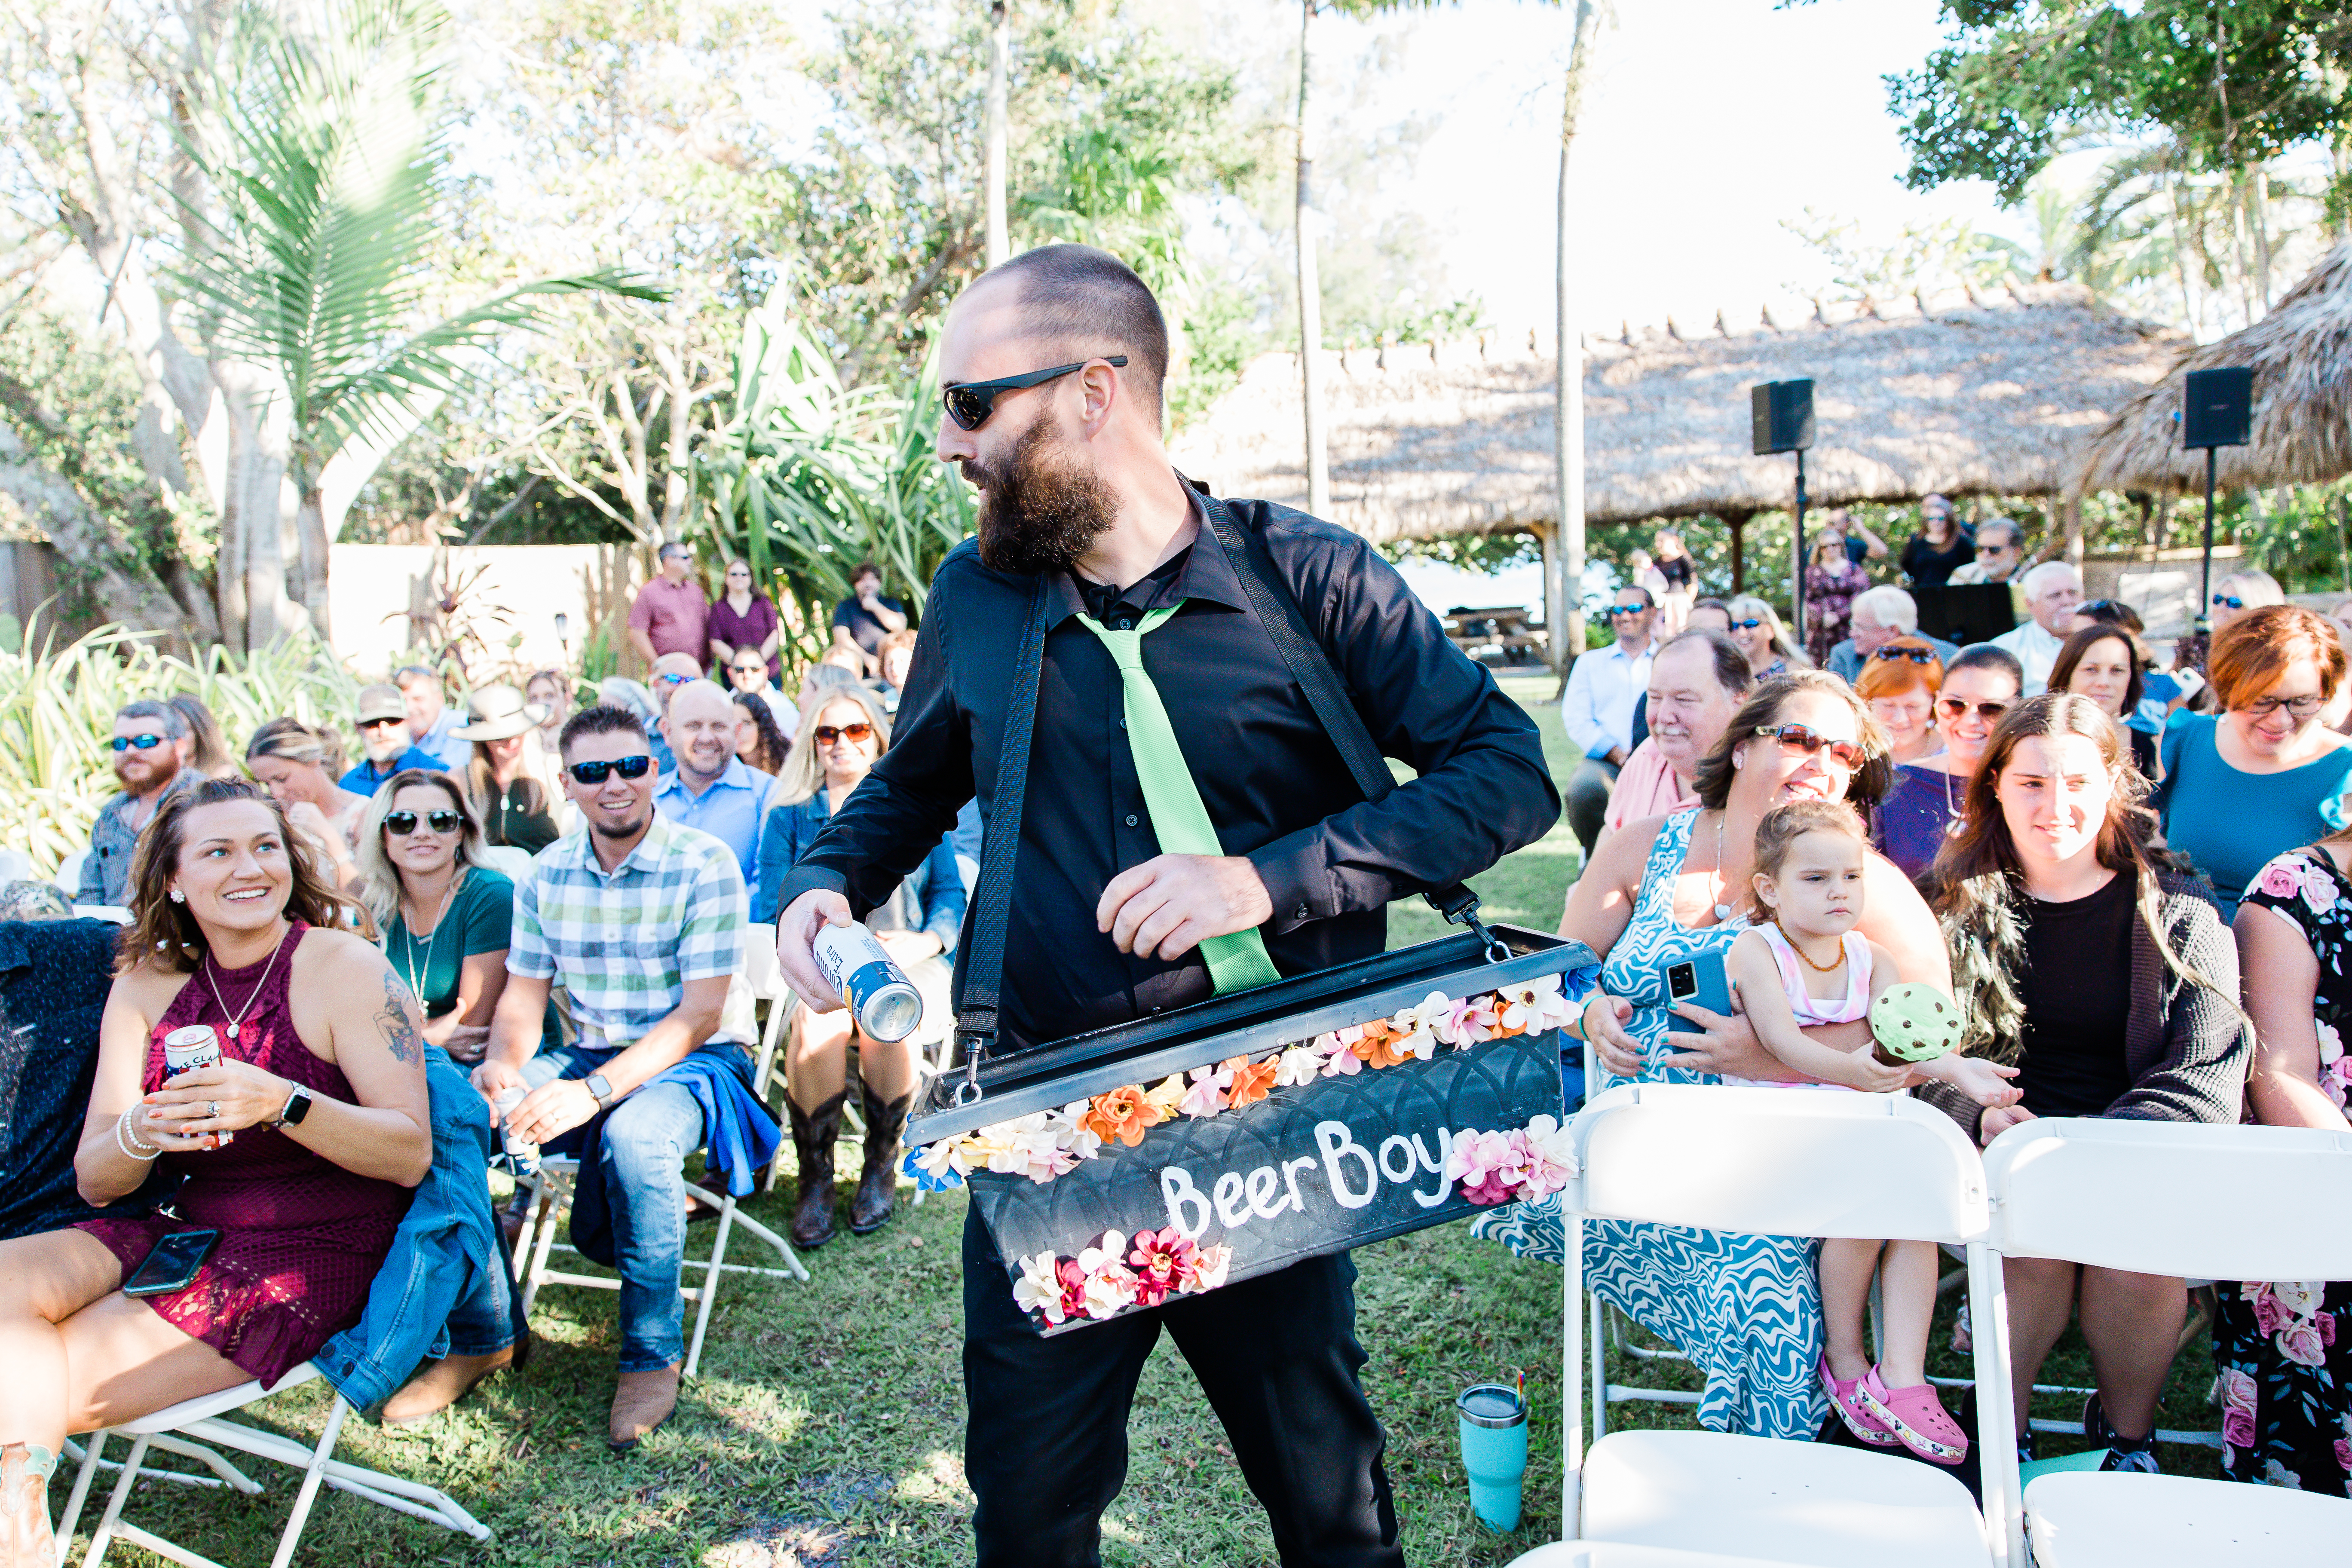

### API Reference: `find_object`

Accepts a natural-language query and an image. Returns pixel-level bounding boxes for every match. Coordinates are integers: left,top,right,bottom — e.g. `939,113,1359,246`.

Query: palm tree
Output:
171,0,656,645
1550,0,1603,667
986,2,1012,267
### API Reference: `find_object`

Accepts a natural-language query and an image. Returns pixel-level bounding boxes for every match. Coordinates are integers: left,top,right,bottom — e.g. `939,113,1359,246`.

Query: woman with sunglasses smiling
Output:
1868,645,2023,885
1481,671,1951,1441
2156,606,2352,919
753,682,961,1245
1724,594,1809,680
353,772,540,1068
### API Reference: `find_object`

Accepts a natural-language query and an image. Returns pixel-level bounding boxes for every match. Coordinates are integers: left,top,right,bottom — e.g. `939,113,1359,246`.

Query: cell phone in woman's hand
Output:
1659,952,1733,1020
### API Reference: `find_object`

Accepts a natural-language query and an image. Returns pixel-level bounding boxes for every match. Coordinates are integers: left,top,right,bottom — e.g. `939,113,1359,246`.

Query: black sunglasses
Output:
384,809,462,836
1976,542,2014,555
110,734,168,752
357,715,406,730
942,356,1127,431
1871,645,1936,664
567,754,654,784
1753,722,1865,770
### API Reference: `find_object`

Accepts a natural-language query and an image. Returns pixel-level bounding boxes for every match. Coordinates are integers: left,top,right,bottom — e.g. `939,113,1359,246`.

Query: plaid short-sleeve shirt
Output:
508,815,747,1049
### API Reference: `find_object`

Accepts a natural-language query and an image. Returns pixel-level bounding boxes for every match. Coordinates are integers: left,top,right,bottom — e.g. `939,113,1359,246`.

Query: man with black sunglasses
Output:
78,700,196,906
1560,585,1658,863
771,244,1557,1568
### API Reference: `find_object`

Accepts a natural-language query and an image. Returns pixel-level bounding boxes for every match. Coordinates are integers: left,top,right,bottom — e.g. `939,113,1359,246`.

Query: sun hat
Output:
355,683,407,726
451,683,550,742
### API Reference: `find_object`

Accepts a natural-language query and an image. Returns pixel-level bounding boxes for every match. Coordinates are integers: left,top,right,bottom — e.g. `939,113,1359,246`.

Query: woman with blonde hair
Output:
0,779,430,1561
1726,595,1809,681
244,718,368,889
1804,529,1871,668
751,681,963,1247
352,770,523,1066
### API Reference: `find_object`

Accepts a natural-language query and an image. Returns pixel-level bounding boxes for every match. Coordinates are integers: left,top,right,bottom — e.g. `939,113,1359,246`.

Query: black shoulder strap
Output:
1196,496,1484,927
954,576,1048,1071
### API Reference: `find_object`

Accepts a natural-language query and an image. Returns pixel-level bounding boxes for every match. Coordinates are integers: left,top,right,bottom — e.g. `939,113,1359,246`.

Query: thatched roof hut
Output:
2079,242,2352,493
1171,283,2185,543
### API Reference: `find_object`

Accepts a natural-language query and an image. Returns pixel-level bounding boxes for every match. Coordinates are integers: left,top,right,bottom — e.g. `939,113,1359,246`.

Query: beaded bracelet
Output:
116,1106,163,1162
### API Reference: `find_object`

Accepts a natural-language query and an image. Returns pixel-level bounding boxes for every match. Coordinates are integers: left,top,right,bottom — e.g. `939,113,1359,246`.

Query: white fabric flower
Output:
1012,1250,1067,1325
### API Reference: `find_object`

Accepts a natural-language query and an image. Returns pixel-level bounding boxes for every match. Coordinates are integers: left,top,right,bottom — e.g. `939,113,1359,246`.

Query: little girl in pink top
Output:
1724,799,2019,1465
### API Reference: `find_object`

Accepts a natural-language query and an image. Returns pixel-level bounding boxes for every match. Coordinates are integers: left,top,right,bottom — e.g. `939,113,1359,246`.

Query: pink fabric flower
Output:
1128,1226,1187,1307
2257,859,2303,900
1446,1128,1529,1207
1436,995,1498,1049
1185,1243,1232,1292
2221,1367,2258,1452
2334,1436,2352,1476
2302,858,2340,914
1179,1063,1232,1118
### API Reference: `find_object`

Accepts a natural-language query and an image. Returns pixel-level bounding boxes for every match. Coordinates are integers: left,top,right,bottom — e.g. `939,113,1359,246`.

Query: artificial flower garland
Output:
1014,1227,1237,1326
908,973,1584,1191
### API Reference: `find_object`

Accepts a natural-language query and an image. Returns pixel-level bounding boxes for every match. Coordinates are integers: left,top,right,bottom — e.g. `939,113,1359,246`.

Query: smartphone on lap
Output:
122,1230,221,1297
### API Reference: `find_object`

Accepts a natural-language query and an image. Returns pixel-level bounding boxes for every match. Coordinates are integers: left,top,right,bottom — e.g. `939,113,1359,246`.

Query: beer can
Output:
493,1086,540,1176
813,922,923,1043
162,1025,223,1079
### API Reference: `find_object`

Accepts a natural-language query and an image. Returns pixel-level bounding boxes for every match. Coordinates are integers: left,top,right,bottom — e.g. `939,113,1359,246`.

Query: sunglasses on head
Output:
2211,593,2246,610
1936,696,2013,722
110,734,167,751
941,356,1128,431
1730,617,1764,631
384,809,462,836
566,754,654,785
1753,722,1865,770
812,723,876,746
1871,644,1936,664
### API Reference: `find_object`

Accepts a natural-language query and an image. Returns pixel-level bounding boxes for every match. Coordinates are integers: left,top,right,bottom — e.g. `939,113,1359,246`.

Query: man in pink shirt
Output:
628,542,710,665
1596,629,1752,854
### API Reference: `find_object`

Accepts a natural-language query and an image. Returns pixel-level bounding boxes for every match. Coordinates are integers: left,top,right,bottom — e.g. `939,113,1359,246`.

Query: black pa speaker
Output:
2183,366,2254,450
1751,379,1815,454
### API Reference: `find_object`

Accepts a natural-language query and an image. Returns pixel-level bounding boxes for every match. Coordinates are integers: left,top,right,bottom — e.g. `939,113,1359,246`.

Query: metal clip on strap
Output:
1444,895,1510,964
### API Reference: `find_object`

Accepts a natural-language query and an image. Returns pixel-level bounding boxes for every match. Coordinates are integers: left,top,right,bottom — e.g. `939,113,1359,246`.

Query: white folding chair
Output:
54,1363,489,1568
1516,1083,2020,1568
479,844,536,886
52,850,86,899
1980,1117,2352,1566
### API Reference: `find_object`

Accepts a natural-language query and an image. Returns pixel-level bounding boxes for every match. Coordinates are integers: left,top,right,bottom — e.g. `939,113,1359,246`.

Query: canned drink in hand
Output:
162,1026,223,1078
493,1086,539,1175
813,922,924,1043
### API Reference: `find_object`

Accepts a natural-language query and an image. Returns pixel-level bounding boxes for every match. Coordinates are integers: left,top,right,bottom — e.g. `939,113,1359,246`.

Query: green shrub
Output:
0,618,359,876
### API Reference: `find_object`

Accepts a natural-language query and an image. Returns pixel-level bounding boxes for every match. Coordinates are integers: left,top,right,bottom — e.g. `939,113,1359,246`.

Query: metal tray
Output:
908,922,1594,1146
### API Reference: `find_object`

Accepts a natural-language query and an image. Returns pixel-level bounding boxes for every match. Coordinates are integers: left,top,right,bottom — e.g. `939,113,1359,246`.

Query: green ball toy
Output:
1870,982,1963,1066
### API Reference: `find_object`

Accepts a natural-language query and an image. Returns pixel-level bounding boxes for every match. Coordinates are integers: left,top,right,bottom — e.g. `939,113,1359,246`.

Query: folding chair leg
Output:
267,1397,350,1568
685,1200,739,1378
78,1433,150,1568
53,1434,104,1568
1589,1292,1609,1442
520,1170,570,1316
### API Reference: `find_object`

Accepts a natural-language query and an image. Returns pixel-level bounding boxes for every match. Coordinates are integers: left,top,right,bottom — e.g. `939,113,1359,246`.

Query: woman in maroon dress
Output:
0,778,430,1567
706,557,782,685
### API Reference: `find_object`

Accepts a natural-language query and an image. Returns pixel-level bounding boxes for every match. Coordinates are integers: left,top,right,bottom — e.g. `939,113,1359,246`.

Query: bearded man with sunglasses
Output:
772,244,1557,1568
471,702,765,1449
78,700,197,906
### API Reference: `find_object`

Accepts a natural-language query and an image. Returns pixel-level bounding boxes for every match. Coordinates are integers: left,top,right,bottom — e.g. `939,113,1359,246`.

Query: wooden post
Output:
2061,485,2084,567
1727,511,1750,597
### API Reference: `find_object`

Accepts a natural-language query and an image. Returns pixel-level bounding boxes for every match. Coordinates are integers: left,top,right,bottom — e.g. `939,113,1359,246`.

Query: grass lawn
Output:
75,674,2221,1566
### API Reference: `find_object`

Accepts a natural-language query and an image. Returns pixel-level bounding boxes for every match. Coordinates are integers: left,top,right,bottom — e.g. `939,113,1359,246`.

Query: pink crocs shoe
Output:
1819,1356,1898,1446
1858,1369,1969,1465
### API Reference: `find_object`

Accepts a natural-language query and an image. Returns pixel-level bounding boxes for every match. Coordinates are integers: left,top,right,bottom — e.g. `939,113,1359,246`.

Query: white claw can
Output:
813,922,924,1043
493,1086,540,1175
162,1025,223,1079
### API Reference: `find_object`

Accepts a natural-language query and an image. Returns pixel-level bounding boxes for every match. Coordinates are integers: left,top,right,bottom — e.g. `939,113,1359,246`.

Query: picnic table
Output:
1443,605,1547,665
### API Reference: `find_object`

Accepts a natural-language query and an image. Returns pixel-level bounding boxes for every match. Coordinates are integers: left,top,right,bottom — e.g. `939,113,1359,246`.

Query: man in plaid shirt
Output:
462,704,754,1449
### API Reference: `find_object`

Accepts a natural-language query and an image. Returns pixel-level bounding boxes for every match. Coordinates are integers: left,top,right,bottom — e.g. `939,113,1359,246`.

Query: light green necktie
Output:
1077,602,1282,995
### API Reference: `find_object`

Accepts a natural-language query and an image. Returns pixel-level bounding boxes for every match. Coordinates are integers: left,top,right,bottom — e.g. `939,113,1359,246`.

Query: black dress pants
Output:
962,1206,1403,1568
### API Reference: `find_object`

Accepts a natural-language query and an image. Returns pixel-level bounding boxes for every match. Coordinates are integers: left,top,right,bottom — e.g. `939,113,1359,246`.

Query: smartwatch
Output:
272,1083,314,1128
584,1073,616,1112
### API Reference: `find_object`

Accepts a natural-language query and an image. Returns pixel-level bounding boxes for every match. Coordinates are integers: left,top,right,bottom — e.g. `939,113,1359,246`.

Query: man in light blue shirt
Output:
1559,586,1658,863
649,680,774,880
396,665,473,770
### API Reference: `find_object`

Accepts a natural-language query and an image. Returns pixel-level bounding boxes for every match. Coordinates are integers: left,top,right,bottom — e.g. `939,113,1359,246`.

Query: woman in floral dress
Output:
2220,836,2352,1494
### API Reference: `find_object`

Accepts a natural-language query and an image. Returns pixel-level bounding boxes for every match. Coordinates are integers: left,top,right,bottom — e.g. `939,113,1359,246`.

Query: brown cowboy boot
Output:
849,1081,912,1235
0,1442,56,1568
786,1090,845,1250
382,1336,523,1427
608,1363,680,1452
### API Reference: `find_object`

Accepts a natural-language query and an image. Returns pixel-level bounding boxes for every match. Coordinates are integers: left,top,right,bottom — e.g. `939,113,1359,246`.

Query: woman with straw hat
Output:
453,685,563,855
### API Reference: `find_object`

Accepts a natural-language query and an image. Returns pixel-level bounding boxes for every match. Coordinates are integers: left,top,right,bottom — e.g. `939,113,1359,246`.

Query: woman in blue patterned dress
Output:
1477,672,1953,1437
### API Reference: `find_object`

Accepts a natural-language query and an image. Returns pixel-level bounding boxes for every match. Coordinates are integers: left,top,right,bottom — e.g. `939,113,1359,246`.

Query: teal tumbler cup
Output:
1456,1382,1528,1531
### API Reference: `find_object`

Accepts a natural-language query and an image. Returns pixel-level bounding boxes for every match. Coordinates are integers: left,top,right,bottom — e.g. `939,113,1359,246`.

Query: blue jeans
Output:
492,1042,718,1374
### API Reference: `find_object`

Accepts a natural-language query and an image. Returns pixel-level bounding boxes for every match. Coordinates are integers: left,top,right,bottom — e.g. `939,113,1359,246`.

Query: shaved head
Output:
974,244,1169,423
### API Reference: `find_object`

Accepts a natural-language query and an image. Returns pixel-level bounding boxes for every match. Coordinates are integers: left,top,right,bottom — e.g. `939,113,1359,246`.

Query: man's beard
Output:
364,736,403,764
590,810,649,841
966,418,1118,576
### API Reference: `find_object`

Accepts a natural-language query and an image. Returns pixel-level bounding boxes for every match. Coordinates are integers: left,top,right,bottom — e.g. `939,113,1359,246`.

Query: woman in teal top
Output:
354,769,541,1062
2156,606,2352,918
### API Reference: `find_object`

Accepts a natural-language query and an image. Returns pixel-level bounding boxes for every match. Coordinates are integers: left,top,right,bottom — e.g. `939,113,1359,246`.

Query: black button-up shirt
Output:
777,485,1559,1051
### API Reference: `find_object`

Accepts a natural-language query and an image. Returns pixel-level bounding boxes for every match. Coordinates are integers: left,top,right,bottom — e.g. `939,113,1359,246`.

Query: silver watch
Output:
583,1072,616,1112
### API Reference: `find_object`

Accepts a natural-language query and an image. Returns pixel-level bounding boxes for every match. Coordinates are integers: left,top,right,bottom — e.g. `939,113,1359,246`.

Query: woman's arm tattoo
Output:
376,971,426,1066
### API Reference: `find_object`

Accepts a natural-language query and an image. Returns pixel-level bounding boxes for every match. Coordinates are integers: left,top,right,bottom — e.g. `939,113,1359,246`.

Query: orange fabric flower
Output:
1083,1085,1164,1147
1223,1054,1279,1111
1353,1031,1415,1070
